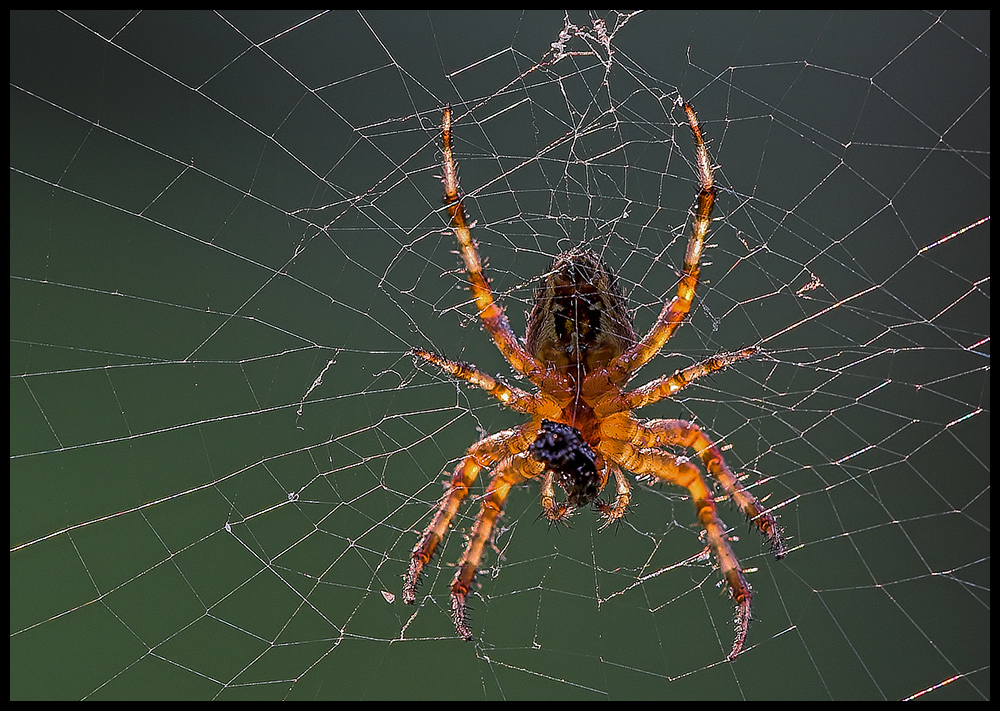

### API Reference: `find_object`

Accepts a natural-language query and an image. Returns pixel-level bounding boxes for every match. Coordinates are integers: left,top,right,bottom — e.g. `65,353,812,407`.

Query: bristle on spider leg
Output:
537,504,573,527
722,490,788,561
403,553,431,605
728,593,753,661
758,518,787,560
402,564,420,605
451,590,474,641
596,505,629,532
746,508,788,560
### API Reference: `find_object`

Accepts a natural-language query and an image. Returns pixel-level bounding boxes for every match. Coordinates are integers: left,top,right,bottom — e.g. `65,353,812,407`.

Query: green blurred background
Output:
11,10,989,700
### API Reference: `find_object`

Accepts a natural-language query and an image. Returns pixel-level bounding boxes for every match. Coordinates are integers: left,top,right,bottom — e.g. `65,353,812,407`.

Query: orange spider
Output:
404,103,786,660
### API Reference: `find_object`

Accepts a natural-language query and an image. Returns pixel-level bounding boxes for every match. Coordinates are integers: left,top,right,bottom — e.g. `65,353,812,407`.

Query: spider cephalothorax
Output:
403,103,786,660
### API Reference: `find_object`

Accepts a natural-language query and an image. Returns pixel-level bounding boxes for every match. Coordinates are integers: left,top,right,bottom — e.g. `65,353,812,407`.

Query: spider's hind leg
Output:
607,100,718,383
626,347,759,410
439,106,545,383
410,348,540,412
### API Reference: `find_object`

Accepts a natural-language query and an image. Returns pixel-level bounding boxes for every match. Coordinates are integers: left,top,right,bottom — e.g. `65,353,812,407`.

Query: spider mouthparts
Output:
564,479,601,508
529,420,601,507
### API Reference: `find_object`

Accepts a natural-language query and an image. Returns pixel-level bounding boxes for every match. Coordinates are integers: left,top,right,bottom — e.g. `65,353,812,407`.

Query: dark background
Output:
11,10,989,700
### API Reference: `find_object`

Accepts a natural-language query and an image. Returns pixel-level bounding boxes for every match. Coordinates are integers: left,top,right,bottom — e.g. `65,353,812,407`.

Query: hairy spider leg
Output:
410,347,541,413
598,439,755,660
626,348,758,410
450,453,544,639
403,424,538,605
609,102,717,382
628,418,787,558
595,465,632,526
441,106,545,383
538,470,573,522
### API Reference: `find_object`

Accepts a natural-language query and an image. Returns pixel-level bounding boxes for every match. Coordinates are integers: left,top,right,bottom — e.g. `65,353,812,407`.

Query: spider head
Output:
529,419,602,507
525,247,636,374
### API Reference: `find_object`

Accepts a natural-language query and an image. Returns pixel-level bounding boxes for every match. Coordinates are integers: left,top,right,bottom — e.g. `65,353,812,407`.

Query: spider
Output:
404,102,786,660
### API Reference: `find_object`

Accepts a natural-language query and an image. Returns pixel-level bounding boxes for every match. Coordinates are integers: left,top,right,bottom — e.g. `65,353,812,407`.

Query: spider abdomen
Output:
525,247,636,375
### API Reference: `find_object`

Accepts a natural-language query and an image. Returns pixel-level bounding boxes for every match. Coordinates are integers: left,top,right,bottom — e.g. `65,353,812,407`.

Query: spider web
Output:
10,10,989,700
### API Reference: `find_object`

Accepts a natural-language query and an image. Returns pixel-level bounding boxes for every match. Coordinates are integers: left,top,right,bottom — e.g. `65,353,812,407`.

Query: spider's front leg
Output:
630,418,786,557
450,453,544,639
404,425,536,605
600,434,771,660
